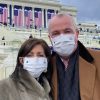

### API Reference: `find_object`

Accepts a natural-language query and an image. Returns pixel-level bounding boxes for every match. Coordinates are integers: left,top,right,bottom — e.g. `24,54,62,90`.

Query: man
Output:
48,14,100,100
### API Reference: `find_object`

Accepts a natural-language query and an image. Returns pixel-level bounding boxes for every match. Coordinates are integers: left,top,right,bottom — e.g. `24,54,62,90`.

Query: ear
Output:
19,57,24,65
75,29,79,38
48,34,50,39
48,34,52,44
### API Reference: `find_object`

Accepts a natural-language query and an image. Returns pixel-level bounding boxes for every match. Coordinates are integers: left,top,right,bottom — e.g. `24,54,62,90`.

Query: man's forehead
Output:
48,15,75,31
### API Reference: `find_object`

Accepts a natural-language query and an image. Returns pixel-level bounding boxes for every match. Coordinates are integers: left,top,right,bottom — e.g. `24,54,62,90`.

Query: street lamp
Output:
39,29,42,37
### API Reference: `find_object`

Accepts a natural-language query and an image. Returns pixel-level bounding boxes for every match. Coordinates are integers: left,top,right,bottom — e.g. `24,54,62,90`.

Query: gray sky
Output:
60,0,100,24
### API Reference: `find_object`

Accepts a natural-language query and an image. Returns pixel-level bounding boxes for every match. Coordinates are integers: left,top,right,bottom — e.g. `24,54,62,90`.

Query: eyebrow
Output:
63,28,73,31
51,28,73,33
27,52,33,55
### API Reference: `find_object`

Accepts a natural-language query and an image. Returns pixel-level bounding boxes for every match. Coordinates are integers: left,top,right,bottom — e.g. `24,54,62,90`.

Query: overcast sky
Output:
60,0,100,24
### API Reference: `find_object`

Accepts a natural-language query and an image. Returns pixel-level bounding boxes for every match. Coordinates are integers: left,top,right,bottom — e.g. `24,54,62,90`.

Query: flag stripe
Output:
24,10,33,28
14,8,18,26
0,7,3,23
29,10,33,27
18,9,22,26
3,7,8,23
34,11,38,27
34,10,43,28
38,11,42,28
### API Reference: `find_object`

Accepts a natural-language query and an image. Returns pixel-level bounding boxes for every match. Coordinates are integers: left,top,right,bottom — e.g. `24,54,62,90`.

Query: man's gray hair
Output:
48,13,78,30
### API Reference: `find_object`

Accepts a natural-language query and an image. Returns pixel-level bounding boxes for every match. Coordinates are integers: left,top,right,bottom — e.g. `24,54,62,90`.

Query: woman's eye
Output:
26,55,33,57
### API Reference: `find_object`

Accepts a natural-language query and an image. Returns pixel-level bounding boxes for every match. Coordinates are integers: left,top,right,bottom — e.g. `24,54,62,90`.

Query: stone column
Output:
7,4,10,25
22,6,24,27
12,5,14,25
45,9,48,28
41,8,44,28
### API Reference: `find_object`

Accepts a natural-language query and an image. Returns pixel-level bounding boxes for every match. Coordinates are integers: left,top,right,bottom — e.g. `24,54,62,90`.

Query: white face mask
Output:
51,34,77,57
23,57,48,78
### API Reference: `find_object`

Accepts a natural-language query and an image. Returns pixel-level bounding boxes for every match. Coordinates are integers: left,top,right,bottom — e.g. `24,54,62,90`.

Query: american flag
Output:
47,12,55,26
47,12,51,20
34,10,42,28
24,9,28,27
24,10,33,28
18,9,23,27
28,10,33,28
51,12,55,18
3,7,8,24
34,11,39,28
46,11,55,28
47,12,55,21
0,7,3,23
38,11,42,28
14,8,23,27
0,7,8,24
14,8,18,26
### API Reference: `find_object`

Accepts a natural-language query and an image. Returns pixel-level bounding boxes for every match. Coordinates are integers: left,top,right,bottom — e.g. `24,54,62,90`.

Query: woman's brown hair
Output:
11,38,51,79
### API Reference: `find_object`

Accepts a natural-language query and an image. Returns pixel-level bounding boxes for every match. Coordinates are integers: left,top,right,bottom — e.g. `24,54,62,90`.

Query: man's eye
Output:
52,32,60,36
54,32,58,35
51,34,59,38
64,30,71,33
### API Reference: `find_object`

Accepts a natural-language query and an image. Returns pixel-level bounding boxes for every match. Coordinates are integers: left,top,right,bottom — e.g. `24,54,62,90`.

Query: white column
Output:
54,10,56,15
12,5,14,25
7,4,10,25
42,8,44,28
55,10,57,14
32,7,34,28
73,16,77,25
56,10,59,14
22,6,24,27
45,9,48,28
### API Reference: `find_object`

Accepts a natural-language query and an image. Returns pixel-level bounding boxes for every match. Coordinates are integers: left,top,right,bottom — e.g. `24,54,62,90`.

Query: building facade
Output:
0,0,77,29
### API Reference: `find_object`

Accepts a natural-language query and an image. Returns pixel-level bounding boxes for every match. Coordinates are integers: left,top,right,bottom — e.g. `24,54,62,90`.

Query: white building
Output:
78,22,100,49
78,22,97,33
0,0,77,28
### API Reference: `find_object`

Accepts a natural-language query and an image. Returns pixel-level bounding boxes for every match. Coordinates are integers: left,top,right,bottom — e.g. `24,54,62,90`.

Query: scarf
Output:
56,48,81,100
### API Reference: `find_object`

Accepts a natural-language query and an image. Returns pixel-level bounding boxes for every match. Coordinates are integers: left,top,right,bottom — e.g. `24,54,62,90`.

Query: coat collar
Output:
79,56,96,100
78,41,94,63
18,70,50,96
78,41,96,99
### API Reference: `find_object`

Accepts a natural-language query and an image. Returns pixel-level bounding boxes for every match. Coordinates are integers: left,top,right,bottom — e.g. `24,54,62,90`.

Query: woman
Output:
0,38,52,100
